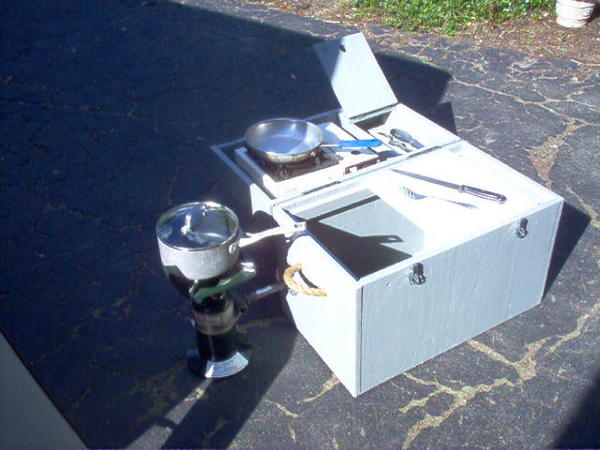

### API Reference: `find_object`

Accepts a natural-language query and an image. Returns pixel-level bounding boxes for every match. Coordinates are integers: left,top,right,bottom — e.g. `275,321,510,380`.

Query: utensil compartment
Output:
341,103,460,155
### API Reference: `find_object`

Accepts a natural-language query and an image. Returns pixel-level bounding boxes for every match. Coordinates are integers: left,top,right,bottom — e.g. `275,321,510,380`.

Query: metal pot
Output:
156,201,305,281
245,118,381,165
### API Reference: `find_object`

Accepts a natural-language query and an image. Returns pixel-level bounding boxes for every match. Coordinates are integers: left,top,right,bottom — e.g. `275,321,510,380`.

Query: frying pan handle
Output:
239,222,306,248
337,139,382,148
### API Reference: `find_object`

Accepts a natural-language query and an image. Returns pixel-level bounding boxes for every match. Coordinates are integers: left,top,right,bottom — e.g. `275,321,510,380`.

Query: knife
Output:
391,169,507,203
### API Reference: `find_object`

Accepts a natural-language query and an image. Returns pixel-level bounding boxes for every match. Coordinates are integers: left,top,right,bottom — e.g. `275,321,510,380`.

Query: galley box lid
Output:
314,33,398,121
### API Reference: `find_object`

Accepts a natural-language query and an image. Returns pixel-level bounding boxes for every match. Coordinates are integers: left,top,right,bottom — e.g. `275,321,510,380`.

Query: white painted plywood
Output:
285,235,362,395
314,33,398,120
358,200,562,394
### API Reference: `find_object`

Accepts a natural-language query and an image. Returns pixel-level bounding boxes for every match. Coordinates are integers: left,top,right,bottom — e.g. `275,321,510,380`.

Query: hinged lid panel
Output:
314,33,397,120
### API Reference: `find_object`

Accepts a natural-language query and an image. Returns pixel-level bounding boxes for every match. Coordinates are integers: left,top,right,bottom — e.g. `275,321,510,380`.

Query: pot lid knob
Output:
156,201,239,251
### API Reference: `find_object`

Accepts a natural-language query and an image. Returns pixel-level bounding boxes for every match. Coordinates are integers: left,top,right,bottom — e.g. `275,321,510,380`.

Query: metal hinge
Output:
409,263,426,285
349,104,398,123
517,218,529,239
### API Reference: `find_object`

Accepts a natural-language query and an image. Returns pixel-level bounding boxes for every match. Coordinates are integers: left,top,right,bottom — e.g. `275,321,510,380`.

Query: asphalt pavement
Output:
1,0,599,447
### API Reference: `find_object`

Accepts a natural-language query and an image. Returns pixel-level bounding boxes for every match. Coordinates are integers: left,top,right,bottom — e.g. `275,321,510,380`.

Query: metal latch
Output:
409,263,426,285
517,218,529,239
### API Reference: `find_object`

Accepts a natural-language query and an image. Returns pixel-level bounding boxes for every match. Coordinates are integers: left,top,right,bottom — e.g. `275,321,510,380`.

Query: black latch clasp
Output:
409,263,426,285
517,218,529,239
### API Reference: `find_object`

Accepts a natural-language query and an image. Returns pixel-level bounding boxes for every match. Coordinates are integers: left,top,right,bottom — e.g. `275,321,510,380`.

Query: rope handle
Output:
283,264,327,297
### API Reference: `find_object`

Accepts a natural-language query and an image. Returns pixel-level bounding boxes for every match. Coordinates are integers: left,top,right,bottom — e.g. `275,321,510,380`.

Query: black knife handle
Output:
458,185,507,203
390,128,424,149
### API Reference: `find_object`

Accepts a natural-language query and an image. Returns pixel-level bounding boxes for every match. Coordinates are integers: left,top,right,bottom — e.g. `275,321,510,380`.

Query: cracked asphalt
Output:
1,0,599,447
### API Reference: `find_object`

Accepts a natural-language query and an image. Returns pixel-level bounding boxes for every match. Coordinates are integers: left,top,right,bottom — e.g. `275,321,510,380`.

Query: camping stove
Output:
176,260,257,378
235,121,381,198
245,146,339,182
156,201,305,379
184,261,256,378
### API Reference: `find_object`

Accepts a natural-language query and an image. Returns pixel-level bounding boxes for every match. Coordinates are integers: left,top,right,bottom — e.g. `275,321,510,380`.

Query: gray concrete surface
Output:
0,333,85,448
1,0,599,447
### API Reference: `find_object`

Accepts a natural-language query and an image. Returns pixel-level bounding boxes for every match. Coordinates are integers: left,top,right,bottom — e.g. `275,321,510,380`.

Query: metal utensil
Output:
392,169,507,203
404,145,441,159
399,185,477,209
377,132,410,152
390,128,424,149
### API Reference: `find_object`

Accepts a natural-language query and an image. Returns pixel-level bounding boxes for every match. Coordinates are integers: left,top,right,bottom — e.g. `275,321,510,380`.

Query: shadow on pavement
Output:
544,203,590,295
377,52,457,134
590,3,600,23
554,368,600,448
1,0,454,447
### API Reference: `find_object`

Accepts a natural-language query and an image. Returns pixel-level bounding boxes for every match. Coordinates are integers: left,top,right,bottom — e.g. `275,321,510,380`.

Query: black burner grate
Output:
246,147,339,181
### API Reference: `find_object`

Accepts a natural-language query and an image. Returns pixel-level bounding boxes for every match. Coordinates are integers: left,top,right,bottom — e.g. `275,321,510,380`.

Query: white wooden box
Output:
211,33,563,397
275,141,562,396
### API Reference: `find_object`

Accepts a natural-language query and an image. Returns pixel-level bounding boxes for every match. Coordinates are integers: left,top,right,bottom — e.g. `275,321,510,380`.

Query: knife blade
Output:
391,169,507,203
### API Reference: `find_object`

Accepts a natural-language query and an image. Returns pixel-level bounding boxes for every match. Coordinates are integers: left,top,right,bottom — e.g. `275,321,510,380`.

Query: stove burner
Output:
247,146,339,181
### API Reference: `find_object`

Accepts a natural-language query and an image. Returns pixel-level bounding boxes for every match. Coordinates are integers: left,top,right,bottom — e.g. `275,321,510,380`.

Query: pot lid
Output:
314,33,397,120
156,201,239,251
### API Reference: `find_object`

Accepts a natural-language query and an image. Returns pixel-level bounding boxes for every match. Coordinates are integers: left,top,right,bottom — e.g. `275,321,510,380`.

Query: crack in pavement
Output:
565,185,600,229
129,359,186,427
203,416,228,448
288,425,297,443
546,299,600,353
396,299,600,447
528,119,587,188
401,373,513,447
299,374,340,404
265,398,300,419
183,385,209,402
437,72,595,129
332,436,340,449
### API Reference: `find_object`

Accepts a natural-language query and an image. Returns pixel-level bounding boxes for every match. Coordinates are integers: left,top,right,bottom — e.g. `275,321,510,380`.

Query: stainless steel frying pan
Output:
245,118,381,164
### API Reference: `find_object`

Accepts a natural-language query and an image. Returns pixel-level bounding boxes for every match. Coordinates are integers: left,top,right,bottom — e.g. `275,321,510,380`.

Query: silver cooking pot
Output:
156,201,305,281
